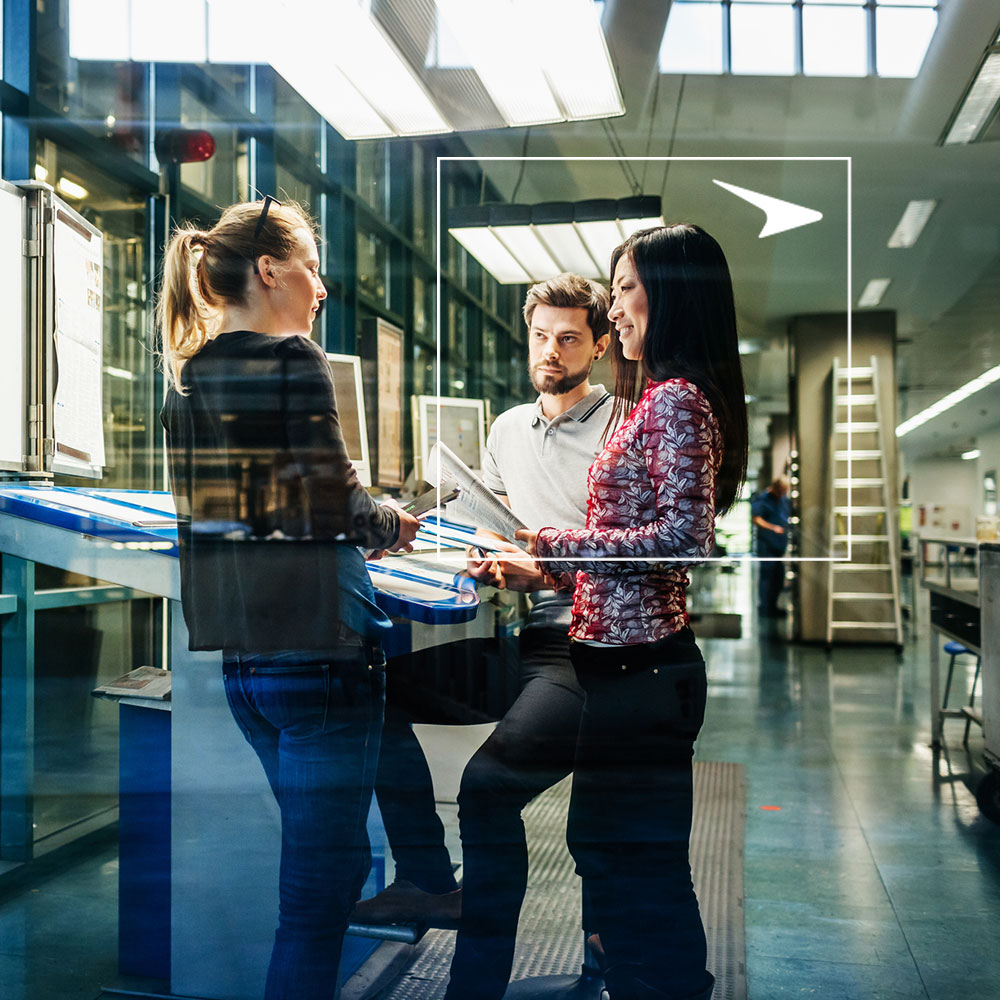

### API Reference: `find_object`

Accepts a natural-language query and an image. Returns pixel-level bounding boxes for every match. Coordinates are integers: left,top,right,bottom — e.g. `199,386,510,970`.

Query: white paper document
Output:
428,441,528,548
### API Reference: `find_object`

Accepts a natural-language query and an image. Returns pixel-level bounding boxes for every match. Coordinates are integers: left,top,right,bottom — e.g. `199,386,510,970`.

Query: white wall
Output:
905,455,979,536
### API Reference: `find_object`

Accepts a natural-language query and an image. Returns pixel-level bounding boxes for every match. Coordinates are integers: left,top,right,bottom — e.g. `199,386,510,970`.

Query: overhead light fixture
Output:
448,197,665,284
131,0,207,63
942,44,1000,145
69,0,623,140
887,200,937,248
858,278,891,308
34,163,49,182
896,364,1000,437
962,448,981,461
56,177,89,200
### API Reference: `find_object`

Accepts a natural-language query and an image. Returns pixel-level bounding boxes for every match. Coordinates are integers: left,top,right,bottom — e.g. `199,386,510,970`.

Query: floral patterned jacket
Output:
535,378,722,645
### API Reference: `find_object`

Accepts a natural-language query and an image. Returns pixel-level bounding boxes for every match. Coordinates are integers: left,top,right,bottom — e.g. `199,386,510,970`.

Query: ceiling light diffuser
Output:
435,0,562,126
513,0,624,120
68,0,130,60
449,197,665,284
67,0,624,139
943,49,1000,144
858,278,891,308
887,200,937,248
896,364,1000,437
962,449,981,460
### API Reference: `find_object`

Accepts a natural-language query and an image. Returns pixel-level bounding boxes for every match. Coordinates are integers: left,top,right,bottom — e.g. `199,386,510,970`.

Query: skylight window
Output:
659,1,940,79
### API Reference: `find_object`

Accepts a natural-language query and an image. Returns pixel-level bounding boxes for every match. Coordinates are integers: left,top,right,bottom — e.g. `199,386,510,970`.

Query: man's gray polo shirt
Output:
480,384,614,629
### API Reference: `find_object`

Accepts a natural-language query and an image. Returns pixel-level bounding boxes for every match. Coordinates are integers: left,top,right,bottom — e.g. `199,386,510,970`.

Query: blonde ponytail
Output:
157,227,221,392
156,199,317,392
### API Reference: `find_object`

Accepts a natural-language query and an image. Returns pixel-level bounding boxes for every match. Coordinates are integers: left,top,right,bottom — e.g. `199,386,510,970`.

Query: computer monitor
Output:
325,353,372,488
412,395,487,483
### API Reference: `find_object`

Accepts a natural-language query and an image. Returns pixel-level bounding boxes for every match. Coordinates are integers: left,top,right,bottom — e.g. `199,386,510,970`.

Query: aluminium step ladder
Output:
826,356,903,646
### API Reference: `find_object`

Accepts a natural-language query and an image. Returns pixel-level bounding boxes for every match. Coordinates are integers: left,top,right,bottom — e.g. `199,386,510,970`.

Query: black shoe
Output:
350,879,462,928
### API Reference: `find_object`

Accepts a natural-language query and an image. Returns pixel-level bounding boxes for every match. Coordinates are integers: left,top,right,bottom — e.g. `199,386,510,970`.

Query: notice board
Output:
0,180,27,472
0,183,105,479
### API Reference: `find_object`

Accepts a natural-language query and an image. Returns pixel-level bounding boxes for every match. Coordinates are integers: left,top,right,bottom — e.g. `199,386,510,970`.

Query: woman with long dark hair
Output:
518,224,748,1000
158,198,419,999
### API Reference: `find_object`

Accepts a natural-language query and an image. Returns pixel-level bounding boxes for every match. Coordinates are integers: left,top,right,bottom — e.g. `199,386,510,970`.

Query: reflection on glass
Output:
36,1,149,166
876,8,939,78
803,6,867,77
275,76,322,163
731,4,796,76
413,342,437,397
659,2,724,75
179,85,248,205
357,229,388,304
357,141,389,216
276,162,316,214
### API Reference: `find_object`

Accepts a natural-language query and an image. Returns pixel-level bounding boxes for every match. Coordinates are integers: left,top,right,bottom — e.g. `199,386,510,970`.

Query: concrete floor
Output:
1,567,998,1000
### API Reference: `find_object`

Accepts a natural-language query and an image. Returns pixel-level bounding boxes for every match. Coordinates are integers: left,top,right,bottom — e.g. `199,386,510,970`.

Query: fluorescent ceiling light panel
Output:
325,0,450,136
887,199,937,248
619,215,665,237
436,0,563,126
858,278,890,307
514,0,623,120
271,13,392,140
69,0,130,60
944,50,1000,144
206,0,270,63
962,449,981,460
131,0,207,63
450,228,533,285
577,219,624,272
535,224,601,277
493,227,560,282
896,364,1000,436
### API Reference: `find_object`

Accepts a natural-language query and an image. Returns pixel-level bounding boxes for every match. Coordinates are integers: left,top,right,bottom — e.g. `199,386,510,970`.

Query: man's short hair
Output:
523,273,610,343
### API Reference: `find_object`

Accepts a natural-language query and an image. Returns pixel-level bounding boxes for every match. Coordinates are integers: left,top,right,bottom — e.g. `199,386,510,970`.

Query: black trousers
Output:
567,629,714,1000
444,627,585,1000
374,695,460,895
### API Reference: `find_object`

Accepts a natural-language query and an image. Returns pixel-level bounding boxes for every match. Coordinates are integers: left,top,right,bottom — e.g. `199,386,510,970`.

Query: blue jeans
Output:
222,643,386,1000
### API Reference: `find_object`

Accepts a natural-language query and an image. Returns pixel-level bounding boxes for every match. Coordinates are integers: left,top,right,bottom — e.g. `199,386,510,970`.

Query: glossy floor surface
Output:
1,569,998,1000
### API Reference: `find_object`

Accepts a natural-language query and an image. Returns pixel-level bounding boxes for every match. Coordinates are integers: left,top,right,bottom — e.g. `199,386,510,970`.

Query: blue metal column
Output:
1,556,36,861
1,0,34,179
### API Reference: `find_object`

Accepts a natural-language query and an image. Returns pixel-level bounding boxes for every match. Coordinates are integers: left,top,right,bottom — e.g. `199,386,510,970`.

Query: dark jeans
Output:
444,627,585,1000
568,630,714,1000
223,643,386,1000
758,556,785,615
374,699,460,895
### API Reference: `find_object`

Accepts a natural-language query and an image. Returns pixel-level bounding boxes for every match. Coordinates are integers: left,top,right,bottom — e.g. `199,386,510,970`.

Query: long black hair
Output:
606,224,748,515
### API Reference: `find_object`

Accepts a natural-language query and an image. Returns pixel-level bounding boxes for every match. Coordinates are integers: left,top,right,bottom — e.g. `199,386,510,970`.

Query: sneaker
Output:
350,879,462,928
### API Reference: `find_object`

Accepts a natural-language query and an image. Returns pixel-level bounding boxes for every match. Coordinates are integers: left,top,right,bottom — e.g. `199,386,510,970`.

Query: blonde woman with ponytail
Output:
159,198,419,999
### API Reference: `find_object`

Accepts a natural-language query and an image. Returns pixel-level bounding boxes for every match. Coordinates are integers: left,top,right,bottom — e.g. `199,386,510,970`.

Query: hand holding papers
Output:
428,441,528,549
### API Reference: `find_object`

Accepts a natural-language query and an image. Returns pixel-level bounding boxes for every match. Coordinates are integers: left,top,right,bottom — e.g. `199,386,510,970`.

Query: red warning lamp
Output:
155,129,216,164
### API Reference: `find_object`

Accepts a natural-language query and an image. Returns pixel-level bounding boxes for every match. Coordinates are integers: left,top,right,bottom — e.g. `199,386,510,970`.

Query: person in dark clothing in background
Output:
752,477,791,617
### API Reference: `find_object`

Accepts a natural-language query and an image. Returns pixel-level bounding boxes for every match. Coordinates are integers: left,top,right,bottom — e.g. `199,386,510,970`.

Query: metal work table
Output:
916,535,999,822
0,485,491,996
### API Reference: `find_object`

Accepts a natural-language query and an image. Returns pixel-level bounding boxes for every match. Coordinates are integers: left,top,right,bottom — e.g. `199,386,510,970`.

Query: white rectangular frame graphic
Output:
436,155,853,563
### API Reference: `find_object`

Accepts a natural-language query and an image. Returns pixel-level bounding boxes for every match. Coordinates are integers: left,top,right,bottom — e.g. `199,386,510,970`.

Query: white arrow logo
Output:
713,179,823,238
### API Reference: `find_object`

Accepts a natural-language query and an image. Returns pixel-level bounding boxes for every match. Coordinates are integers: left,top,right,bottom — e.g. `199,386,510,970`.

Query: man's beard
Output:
529,362,591,396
